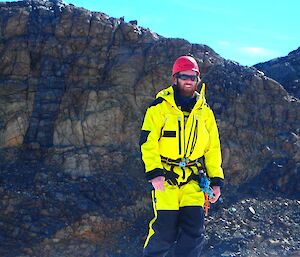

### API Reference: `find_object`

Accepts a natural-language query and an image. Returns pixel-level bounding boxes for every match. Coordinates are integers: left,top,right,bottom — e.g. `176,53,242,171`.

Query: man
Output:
140,55,224,257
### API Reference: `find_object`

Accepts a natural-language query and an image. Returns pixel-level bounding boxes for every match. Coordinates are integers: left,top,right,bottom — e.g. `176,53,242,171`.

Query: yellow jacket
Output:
140,84,224,186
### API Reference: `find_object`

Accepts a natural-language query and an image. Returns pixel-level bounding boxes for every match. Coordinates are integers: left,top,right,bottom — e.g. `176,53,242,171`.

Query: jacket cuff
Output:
145,168,165,181
210,177,224,187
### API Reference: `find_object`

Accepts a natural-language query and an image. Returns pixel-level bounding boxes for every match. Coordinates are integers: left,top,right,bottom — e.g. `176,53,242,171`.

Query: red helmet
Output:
172,56,200,77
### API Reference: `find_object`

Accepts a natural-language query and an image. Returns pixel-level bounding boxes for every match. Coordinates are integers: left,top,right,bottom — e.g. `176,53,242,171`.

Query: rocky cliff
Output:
0,0,299,256
254,47,300,99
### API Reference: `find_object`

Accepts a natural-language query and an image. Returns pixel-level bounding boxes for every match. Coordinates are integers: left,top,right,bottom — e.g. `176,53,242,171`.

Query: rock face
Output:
0,0,298,190
254,47,300,99
0,0,299,256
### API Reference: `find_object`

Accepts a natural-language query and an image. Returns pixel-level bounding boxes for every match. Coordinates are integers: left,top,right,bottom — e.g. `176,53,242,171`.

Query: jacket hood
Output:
156,83,207,110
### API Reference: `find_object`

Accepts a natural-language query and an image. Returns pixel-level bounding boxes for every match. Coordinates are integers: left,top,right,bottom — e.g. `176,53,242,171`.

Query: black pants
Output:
143,206,205,257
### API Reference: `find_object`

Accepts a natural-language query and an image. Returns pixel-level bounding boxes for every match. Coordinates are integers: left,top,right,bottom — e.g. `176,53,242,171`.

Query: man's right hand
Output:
150,176,165,191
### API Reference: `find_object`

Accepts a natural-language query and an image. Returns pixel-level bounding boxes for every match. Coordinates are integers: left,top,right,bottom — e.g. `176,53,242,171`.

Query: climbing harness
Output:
161,155,218,216
161,156,200,187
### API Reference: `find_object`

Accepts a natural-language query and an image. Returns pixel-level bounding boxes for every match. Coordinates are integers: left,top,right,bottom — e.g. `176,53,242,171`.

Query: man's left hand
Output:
209,186,221,203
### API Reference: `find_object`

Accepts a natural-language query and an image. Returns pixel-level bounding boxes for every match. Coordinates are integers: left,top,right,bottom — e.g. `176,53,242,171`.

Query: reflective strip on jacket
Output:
140,84,224,183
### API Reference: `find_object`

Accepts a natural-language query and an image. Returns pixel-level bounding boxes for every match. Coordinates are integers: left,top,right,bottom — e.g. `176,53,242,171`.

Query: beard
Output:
176,80,198,97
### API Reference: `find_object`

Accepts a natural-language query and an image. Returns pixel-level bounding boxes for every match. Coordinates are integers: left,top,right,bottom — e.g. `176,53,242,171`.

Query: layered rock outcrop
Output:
1,0,299,190
255,47,300,99
0,0,299,256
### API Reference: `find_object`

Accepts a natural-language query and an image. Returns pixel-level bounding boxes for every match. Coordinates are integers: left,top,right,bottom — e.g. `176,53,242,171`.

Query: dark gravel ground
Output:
0,159,299,257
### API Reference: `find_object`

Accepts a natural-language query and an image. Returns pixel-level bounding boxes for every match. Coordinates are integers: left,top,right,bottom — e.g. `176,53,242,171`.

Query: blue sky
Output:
63,0,300,66
7,0,299,66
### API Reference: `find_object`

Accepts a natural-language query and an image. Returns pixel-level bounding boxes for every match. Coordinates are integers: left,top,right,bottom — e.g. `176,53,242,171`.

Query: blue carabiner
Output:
179,157,189,168
179,161,186,167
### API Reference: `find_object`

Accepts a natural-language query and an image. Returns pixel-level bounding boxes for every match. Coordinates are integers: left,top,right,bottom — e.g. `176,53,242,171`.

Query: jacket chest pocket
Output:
159,114,182,157
190,114,209,155
160,114,180,136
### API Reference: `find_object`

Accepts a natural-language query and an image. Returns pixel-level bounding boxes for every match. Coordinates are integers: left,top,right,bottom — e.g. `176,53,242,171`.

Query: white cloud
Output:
238,47,277,57
218,41,231,47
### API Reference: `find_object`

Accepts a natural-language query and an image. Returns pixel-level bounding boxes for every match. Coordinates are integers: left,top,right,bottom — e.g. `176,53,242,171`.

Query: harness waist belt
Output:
161,156,201,167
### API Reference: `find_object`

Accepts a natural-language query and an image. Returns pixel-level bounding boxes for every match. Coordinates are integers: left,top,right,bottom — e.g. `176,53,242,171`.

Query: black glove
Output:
164,171,179,186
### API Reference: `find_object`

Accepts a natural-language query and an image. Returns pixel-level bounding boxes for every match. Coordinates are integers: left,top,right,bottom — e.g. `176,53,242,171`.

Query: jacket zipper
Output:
178,116,182,155
185,115,195,156
190,117,198,155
